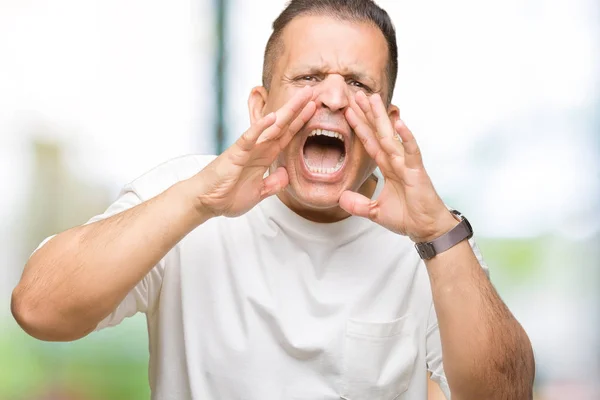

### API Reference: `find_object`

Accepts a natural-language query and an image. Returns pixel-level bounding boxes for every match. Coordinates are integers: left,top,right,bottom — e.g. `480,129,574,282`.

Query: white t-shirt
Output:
43,155,489,400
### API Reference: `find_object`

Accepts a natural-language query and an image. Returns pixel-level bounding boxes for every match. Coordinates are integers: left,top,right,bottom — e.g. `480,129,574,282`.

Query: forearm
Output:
11,180,207,341
425,238,535,399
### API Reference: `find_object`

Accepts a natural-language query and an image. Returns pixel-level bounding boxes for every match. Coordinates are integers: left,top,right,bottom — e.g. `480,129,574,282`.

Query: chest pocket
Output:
340,314,418,400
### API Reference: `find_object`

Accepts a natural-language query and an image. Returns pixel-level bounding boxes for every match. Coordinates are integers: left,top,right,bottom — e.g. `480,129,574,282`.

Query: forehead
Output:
277,15,389,84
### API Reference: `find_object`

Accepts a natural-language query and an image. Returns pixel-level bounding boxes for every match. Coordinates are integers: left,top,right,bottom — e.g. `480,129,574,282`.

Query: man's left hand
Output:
340,91,458,243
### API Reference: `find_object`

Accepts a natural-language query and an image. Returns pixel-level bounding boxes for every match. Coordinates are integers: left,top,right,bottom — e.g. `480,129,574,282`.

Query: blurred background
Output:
0,0,598,399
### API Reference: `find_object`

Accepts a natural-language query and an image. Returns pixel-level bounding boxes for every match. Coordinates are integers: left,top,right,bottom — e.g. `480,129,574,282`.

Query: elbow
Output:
489,328,536,400
515,328,536,398
11,286,52,340
11,285,93,342
451,325,536,400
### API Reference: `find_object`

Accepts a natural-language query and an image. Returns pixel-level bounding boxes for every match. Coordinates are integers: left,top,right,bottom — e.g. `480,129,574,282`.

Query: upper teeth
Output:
309,129,344,141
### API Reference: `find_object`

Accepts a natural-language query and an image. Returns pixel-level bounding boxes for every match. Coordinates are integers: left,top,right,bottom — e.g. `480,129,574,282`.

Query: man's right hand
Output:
190,87,315,219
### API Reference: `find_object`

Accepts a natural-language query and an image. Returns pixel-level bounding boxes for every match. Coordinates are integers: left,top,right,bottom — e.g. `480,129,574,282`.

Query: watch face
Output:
450,209,463,220
451,210,474,236
463,217,474,237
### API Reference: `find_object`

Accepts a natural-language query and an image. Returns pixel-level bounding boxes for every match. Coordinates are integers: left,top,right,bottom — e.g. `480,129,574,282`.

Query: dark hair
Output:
262,0,398,103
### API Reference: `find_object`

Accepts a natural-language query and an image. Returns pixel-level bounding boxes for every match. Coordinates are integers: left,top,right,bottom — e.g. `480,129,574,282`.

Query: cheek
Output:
352,140,373,166
276,135,302,166
350,141,377,177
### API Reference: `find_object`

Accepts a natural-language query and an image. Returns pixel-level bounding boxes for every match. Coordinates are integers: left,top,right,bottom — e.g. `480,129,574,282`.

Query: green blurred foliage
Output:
0,316,150,400
477,237,544,282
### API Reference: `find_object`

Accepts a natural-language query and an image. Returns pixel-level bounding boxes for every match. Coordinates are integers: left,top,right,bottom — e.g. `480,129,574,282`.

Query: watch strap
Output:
415,211,473,260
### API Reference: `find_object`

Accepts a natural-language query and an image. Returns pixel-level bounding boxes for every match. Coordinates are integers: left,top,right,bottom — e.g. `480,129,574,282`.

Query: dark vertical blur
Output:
215,0,228,154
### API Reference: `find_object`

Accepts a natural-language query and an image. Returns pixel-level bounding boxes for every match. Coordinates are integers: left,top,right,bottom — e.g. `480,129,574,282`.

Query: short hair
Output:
262,0,398,103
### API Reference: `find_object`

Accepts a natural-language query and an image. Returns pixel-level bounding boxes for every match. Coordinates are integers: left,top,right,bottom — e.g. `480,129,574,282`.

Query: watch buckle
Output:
415,242,436,260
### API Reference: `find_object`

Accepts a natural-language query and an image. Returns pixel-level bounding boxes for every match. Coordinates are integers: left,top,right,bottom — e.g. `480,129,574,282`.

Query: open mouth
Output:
302,129,346,174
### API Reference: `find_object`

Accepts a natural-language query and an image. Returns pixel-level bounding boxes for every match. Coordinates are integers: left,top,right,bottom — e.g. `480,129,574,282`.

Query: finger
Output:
355,90,377,128
237,112,276,151
260,166,289,199
277,100,316,145
369,93,395,140
360,93,403,159
395,119,423,169
345,107,392,172
345,107,382,159
369,93,405,159
339,190,378,221
348,91,369,121
257,86,313,144
355,91,401,161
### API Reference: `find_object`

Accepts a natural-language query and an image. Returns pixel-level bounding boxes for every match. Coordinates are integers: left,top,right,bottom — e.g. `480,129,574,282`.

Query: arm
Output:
11,182,205,341
11,87,316,342
423,222,535,399
341,91,535,399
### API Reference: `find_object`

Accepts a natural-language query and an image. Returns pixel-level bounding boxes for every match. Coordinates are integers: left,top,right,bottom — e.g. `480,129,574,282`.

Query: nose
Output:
313,74,350,112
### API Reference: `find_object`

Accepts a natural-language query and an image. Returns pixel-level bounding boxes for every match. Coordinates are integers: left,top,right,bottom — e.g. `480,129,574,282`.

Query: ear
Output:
387,104,400,126
248,86,269,125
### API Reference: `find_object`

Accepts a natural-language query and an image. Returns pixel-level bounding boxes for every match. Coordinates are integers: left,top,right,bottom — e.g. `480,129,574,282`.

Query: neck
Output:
276,175,378,223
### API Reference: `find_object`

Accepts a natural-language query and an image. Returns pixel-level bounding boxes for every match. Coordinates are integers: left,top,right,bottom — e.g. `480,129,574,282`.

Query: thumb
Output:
339,190,378,220
260,167,289,200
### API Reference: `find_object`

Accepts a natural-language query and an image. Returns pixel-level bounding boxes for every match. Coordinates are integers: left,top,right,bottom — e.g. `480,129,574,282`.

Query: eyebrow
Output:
288,64,378,87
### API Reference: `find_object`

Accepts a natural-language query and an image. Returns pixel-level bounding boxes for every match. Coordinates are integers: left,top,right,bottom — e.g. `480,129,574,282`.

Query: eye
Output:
298,75,318,82
348,80,370,91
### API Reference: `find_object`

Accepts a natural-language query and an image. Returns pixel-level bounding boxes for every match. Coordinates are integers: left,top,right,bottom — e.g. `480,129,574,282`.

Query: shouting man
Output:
12,0,535,399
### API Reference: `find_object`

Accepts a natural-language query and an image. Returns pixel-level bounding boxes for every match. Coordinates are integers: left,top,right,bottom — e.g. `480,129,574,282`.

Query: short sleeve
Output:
86,186,165,331
425,237,489,399
31,185,164,332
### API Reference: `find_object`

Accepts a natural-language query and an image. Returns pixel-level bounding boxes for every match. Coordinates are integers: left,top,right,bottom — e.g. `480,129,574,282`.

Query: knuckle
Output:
273,118,286,131
240,131,251,142
241,129,254,143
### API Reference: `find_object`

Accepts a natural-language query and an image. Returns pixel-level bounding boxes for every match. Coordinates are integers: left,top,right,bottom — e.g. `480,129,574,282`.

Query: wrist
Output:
173,179,215,227
412,210,460,243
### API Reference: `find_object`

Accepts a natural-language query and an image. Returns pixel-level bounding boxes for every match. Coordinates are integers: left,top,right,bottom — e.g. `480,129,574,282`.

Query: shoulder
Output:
128,154,217,201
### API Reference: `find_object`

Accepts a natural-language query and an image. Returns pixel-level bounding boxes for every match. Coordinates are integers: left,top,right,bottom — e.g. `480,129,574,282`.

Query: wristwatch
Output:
415,210,473,260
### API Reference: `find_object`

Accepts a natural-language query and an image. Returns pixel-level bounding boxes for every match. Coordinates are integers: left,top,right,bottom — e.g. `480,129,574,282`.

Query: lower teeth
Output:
306,156,345,174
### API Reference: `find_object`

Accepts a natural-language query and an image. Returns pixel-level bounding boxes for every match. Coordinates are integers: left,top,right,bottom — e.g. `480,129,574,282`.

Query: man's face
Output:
255,15,395,220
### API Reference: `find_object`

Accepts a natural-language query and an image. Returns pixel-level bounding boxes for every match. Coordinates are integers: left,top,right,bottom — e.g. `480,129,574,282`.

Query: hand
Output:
340,91,457,243
191,87,316,218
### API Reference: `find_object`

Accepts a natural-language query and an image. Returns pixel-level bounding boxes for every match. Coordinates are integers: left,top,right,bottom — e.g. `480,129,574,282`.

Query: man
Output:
11,0,535,399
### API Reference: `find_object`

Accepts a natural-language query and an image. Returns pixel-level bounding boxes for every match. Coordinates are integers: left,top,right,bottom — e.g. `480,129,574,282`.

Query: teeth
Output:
305,129,346,174
309,129,344,142
305,155,345,174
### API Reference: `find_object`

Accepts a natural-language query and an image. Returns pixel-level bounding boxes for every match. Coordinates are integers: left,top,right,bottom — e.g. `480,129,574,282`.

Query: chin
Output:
285,182,346,210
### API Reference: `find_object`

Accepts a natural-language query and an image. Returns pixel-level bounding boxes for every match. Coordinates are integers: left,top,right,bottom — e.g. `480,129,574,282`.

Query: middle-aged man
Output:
11,0,535,399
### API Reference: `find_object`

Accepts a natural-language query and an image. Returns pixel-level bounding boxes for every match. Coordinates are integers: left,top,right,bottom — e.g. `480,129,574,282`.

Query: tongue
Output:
303,142,343,169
